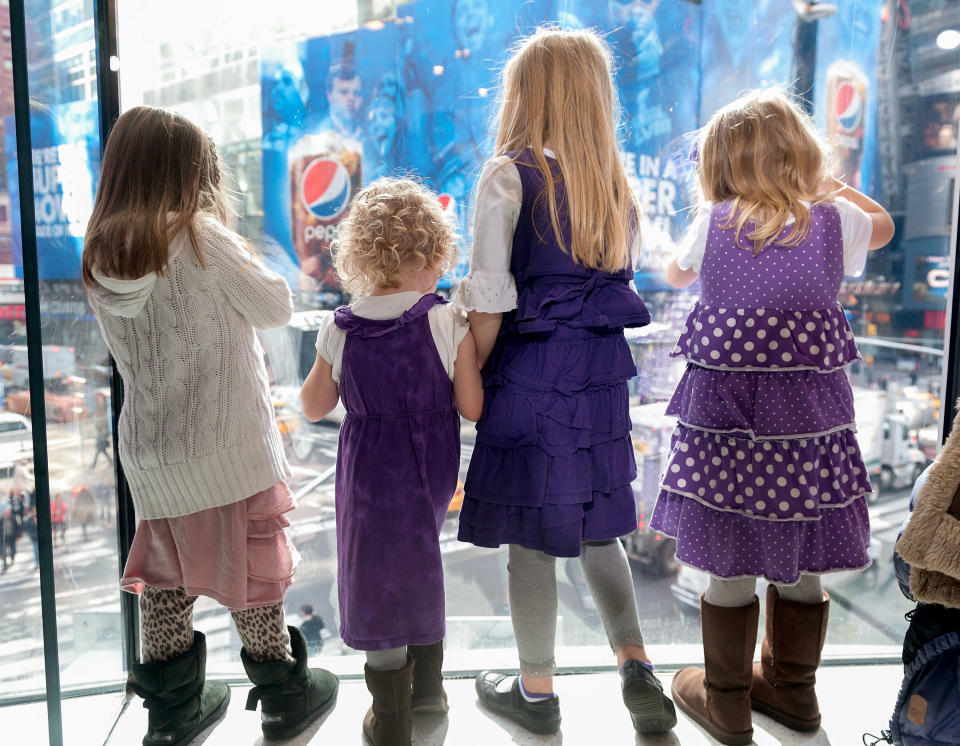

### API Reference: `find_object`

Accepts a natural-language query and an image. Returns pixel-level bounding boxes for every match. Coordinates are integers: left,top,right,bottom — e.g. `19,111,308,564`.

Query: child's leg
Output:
579,539,646,665
776,574,824,603
139,585,198,663
752,574,829,731
581,540,676,734
363,647,414,744
366,647,408,671
704,576,758,607
231,602,293,662
508,544,558,693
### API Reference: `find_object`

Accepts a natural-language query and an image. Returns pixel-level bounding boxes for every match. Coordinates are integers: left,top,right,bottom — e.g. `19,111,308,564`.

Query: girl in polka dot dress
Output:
651,89,895,745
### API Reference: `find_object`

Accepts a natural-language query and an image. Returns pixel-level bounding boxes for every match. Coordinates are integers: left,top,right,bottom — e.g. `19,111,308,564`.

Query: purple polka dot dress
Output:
648,201,872,584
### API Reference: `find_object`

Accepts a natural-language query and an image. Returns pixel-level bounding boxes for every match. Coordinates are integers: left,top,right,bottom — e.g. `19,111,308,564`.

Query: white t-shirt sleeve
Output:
453,156,522,313
314,311,346,383
833,197,873,278
428,303,471,380
675,203,712,272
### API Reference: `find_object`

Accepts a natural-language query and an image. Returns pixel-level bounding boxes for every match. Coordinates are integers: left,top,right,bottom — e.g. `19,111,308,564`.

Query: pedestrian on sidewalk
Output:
90,424,111,468
299,604,325,655
50,492,69,546
23,506,38,570
0,504,17,572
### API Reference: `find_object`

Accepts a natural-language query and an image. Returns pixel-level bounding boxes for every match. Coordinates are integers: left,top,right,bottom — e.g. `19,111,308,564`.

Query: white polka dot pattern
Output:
672,302,859,372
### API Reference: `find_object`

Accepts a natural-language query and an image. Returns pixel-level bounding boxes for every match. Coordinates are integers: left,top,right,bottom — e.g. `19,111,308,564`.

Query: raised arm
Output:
828,177,895,250
201,217,294,329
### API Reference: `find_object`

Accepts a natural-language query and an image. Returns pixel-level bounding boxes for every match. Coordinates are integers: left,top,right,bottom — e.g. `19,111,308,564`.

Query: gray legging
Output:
509,540,645,677
705,574,824,607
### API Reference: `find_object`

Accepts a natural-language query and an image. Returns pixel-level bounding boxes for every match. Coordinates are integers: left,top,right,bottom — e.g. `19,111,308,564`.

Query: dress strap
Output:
333,293,446,338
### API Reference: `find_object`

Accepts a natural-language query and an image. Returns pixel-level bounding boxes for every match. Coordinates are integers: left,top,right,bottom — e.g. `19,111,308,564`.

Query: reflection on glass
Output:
0,0,124,703
0,1,44,700
110,0,960,672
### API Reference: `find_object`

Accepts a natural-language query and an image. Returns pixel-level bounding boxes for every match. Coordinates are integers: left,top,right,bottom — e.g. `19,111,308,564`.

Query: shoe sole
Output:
475,680,560,735
261,679,340,741
673,689,753,746
143,688,231,746
622,677,678,734
752,698,821,732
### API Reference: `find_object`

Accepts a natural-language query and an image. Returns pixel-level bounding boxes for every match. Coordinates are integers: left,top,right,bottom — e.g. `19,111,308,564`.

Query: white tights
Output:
704,574,824,607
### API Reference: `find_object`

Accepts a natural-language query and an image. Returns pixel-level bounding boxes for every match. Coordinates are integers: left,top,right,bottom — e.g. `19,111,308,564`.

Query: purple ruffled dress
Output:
649,201,872,584
457,148,651,558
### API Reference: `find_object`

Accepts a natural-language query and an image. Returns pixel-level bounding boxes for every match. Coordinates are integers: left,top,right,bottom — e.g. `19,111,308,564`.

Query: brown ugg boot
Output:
363,656,414,746
409,640,449,713
751,585,829,731
672,594,759,746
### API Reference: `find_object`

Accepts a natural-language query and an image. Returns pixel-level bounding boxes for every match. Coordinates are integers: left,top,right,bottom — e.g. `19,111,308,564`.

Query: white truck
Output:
853,388,928,501
3,344,77,389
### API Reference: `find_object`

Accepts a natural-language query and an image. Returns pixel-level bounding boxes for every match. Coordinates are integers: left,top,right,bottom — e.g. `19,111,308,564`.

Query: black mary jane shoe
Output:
475,671,561,735
620,660,678,734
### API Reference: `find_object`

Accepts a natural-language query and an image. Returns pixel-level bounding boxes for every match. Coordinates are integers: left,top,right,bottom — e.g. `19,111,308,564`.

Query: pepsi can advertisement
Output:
289,132,362,291
825,61,869,189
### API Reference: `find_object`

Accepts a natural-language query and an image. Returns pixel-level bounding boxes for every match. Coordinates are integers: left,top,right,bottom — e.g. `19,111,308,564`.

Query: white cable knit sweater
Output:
87,215,293,520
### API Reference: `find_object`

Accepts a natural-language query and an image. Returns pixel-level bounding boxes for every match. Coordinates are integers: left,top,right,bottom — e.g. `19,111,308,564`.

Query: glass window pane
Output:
0,2,44,703
4,0,125,715
115,0,960,675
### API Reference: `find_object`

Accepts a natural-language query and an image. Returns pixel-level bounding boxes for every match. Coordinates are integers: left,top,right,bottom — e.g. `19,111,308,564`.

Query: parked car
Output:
0,412,32,475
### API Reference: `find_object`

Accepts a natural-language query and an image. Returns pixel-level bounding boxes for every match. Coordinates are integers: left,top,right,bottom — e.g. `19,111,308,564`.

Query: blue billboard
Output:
261,0,885,297
5,101,101,281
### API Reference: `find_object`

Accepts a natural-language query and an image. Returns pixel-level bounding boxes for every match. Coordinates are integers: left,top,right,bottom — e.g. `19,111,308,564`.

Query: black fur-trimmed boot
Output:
242,625,339,740
129,631,230,746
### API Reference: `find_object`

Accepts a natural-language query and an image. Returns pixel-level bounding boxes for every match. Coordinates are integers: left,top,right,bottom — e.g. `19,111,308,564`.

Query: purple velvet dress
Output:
457,148,651,558
334,293,460,650
649,201,872,584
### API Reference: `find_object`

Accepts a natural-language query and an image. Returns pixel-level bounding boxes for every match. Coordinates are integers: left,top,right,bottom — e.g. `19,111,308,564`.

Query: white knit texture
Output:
88,215,293,520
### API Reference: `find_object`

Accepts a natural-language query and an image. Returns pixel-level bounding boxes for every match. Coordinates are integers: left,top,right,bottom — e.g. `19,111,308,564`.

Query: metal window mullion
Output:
938,150,960,443
8,2,63,745
92,0,139,670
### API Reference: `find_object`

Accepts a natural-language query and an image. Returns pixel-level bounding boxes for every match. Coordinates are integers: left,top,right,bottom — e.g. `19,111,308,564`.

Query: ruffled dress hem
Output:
120,482,298,612
340,626,446,652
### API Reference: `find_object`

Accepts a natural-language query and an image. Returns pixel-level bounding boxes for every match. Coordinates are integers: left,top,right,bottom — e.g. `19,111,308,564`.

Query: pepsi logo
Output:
301,158,351,220
438,193,456,214
835,82,863,133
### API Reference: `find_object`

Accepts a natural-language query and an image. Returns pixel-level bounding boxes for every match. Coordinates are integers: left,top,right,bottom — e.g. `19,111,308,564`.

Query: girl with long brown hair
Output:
83,106,337,745
454,27,676,736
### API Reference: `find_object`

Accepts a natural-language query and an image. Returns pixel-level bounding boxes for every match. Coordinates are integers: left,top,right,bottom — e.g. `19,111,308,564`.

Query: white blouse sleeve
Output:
453,157,522,313
428,303,471,380
314,312,346,384
833,197,873,278
675,202,712,272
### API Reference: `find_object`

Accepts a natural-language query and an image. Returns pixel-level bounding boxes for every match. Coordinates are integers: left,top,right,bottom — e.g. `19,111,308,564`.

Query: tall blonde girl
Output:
455,28,676,736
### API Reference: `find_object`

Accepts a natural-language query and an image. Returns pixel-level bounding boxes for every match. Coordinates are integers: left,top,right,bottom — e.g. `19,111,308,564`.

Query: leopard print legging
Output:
139,585,293,663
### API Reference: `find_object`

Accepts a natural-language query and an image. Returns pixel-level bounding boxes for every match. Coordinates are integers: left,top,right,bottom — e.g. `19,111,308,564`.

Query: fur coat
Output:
896,401,960,608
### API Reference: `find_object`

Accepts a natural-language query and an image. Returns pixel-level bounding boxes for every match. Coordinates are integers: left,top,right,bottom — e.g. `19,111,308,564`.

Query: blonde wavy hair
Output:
333,178,457,295
698,88,837,255
494,27,638,273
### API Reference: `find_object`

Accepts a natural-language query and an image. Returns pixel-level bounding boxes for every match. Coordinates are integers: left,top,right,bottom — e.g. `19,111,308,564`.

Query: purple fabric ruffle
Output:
511,275,651,334
666,365,856,437
672,302,859,372
650,489,871,584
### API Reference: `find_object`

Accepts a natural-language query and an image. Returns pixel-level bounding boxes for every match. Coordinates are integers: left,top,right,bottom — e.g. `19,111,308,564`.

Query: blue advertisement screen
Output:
6,101,101,281
261,0,884,297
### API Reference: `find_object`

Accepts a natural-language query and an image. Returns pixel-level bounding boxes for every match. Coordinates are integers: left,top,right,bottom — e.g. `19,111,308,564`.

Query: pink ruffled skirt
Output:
121,482,299,611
